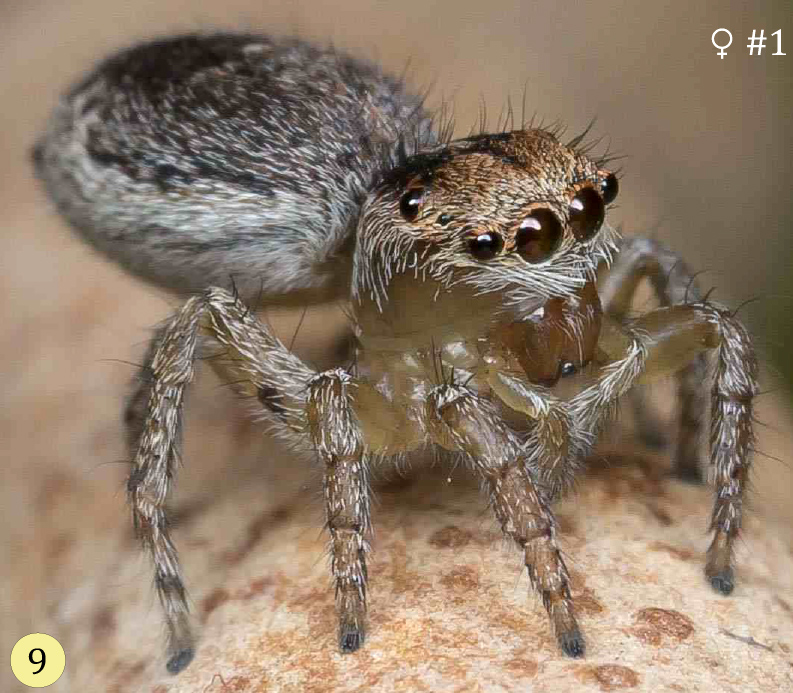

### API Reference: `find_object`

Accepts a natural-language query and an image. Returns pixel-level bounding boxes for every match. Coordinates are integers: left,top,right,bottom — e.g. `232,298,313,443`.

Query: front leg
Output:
425,383,584,657
579,303,759,594
307,370,371,652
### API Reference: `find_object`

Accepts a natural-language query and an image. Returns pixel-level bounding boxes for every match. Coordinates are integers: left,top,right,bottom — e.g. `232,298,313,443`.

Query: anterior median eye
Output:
468,231,504,260
515,209,563,263
399,187,425,221
569,187,605,241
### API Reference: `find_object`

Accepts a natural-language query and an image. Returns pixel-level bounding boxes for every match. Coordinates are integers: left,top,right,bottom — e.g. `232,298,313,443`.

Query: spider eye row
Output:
398,172,618,264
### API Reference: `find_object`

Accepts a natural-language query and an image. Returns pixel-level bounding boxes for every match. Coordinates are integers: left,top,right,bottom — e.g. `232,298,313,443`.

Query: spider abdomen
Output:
33,33,435,304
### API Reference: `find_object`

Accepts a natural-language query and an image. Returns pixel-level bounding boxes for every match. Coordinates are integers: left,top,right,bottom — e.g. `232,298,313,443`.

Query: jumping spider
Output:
33,33,758,674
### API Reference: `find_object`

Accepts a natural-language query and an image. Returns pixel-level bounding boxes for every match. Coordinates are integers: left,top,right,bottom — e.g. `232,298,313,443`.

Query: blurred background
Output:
0,1,791,691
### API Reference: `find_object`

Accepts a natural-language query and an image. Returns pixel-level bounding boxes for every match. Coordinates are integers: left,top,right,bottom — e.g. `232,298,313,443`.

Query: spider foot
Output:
339,626,365,653
558,627,586,658
708,567,735,596
166,647,195,675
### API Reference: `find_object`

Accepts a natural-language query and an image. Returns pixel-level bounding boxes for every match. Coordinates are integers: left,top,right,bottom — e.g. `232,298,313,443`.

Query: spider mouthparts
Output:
166,647,195,675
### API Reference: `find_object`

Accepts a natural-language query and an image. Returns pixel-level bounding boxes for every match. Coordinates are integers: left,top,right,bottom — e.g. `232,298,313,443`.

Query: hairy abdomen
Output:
33,33,434,305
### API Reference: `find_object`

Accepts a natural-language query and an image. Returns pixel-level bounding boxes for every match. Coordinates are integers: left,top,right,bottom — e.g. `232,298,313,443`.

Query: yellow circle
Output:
10,634,65,687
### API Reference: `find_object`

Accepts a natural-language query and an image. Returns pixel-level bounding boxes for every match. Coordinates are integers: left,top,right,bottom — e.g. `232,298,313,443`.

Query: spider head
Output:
354,128,619,320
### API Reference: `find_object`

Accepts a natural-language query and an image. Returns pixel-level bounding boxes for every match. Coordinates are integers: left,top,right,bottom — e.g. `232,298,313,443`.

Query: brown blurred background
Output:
1,1,791,691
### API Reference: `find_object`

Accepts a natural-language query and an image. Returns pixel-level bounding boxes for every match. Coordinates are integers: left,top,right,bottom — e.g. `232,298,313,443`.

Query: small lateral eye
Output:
437,213,453,226
515,209,563,263
468,231,504,260
399,187,425,221
600,172,619,205
569,187,605,241
560,361,577,377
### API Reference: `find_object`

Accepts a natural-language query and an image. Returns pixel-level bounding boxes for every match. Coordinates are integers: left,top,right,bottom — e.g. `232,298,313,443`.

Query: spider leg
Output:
127,288,315,674
425,383,584,657
578,302,758,595
123,302,314,456
599,236,710,481
124,324,163,457
306,370,371,653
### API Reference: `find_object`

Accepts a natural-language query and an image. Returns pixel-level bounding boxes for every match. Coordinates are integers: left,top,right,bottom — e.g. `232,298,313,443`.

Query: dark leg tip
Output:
340,629,364,653
709,569,735,596
559,629,586,658
166,647,195,675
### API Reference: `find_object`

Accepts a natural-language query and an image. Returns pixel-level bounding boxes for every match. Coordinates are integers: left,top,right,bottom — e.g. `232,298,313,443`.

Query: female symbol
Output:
712,29,733,59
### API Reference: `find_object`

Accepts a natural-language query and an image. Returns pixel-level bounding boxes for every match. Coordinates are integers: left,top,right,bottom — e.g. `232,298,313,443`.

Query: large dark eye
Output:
399,187,425,221
600,173,619,205
569,187,605,241
515,209,563,263
468,231,504,260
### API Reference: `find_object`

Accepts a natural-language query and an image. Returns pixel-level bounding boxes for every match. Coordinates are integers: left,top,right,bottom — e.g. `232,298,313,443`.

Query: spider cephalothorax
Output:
34,33,758,675
352,129,616,417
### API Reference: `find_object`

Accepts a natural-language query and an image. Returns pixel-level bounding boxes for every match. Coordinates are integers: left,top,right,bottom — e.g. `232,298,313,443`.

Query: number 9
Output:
29,648,46,675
